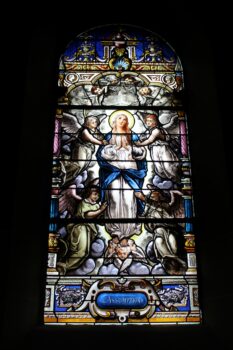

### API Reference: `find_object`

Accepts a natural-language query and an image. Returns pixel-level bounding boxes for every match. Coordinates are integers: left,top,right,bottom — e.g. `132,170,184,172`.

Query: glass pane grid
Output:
45,25,201,326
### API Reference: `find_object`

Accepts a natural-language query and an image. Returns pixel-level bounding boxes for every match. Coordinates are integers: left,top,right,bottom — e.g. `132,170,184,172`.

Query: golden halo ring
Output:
109,110,135,129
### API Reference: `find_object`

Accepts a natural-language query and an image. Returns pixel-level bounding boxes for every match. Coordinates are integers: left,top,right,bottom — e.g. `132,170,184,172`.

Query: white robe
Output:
101,143,142,240
150,139,180,182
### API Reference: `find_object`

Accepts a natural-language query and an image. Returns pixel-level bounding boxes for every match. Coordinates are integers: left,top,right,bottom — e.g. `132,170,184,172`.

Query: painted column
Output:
179,120,188,158
184,233,197,275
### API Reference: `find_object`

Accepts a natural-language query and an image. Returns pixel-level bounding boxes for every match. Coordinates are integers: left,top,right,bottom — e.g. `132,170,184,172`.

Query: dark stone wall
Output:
2,4,232,350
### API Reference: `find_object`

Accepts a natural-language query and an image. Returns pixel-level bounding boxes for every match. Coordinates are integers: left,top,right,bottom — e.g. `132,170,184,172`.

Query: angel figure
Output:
59,172,88,218
135,184,184,219
57,186,107,275
89,85,107,105
61,112,107,185
59,184,82,217
138,86,173,106
104,237,148,274
134,113,181,184
145,223,187,275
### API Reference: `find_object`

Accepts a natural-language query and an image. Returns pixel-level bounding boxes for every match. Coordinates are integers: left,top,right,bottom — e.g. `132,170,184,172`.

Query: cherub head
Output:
91,86,103,96
115,239,136,260
139,86,152,96
84,116,99,130
84,186,100,203
143,114,159,129
123,74,137,85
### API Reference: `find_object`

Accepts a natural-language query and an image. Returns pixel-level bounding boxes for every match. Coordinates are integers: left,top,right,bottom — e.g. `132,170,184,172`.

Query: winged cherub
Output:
61,112,107,185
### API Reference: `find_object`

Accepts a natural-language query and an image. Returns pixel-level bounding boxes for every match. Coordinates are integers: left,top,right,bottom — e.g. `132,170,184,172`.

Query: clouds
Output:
153,175,173,190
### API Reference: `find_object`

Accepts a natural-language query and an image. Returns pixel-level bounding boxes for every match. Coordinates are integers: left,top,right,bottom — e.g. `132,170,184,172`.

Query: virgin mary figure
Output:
96,111,147,240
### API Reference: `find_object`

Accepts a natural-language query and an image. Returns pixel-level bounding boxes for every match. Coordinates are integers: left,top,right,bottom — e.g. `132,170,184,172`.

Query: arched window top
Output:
58,25,183,107
59,24,182,76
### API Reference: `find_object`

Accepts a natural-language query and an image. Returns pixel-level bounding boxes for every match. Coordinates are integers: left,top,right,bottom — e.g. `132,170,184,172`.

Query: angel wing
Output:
168,190,184,218
62,112,82,134
159,112,178,129
119,258,133,272
59,184,82,217
137,91,147,106
85,109,107,123
131,246,148,263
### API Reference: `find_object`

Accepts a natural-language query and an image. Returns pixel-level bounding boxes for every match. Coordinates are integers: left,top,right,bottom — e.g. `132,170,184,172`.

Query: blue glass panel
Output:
50,198,59,218
184,198,193,218
96,292,147,309
186,223,193,232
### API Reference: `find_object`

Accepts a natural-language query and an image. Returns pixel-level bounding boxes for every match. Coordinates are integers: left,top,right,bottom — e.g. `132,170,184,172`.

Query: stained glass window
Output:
44,25,201,325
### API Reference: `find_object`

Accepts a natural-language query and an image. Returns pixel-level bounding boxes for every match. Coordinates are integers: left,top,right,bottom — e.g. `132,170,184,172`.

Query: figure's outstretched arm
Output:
135,128,160,146
82,129,104,145
84,202,108,218
134,191,146,202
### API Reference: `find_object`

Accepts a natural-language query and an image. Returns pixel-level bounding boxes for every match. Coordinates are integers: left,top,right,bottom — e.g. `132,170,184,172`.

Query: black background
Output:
1,3,233,350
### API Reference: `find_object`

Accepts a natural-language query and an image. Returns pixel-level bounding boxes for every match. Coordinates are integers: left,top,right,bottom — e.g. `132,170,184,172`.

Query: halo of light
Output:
109,110,135,129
